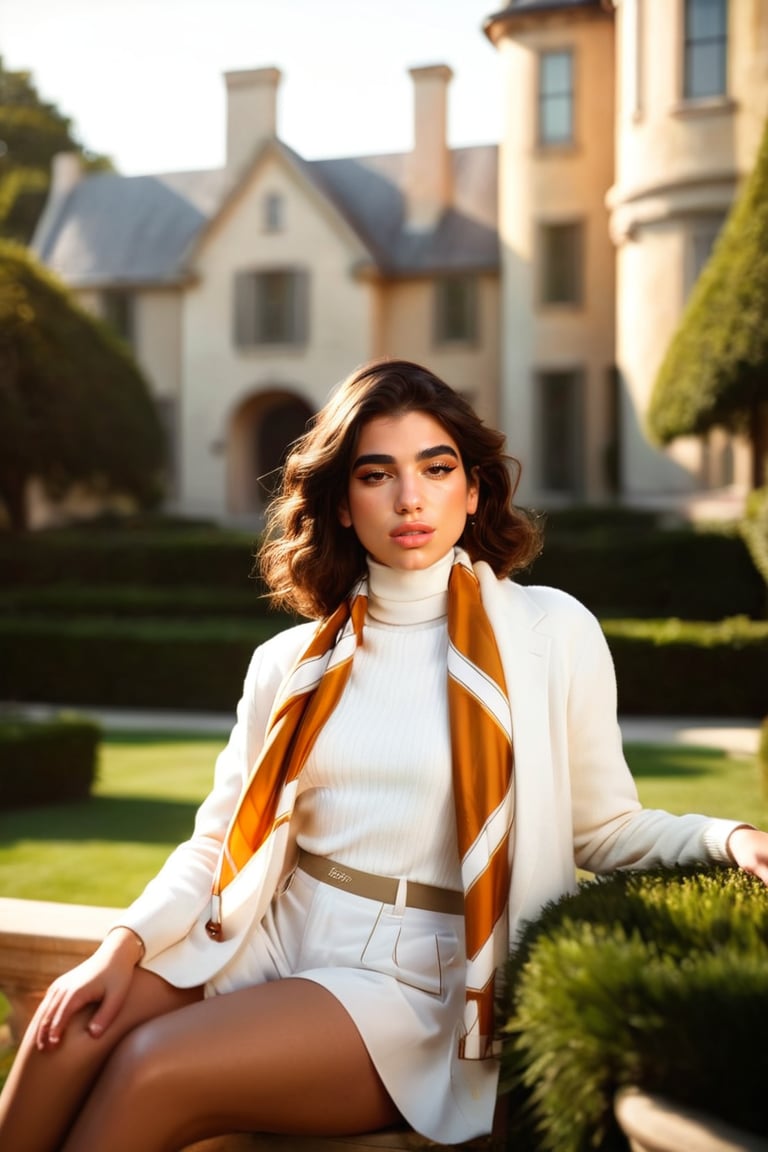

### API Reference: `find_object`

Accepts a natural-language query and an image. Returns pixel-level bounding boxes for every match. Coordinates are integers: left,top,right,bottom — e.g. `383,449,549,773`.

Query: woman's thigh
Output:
65,977,401,1150
0,969,202,1152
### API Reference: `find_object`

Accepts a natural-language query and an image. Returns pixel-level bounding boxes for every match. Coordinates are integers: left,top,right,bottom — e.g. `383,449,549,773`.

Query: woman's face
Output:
339,410,478,570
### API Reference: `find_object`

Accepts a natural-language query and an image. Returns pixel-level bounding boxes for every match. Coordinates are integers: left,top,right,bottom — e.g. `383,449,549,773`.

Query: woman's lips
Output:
390,524,435,547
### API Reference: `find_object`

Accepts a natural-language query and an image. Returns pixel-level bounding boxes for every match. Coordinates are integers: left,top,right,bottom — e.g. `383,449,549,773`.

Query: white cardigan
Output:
118,570,739,987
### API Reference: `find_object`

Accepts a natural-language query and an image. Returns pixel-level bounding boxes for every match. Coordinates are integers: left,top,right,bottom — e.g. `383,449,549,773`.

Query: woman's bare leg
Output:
0,970,202,1152
63,978,401,1152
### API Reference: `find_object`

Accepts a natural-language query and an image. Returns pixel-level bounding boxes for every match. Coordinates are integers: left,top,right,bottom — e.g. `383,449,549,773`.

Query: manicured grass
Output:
0,736,764,908
0,733,226,906
629,742,768,828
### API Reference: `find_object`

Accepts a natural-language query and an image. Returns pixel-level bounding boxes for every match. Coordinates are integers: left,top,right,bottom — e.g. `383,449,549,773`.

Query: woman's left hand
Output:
727,826,768,886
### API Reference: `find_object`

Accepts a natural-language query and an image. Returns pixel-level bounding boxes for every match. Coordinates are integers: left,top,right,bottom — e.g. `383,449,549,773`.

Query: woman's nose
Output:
396,476,422,513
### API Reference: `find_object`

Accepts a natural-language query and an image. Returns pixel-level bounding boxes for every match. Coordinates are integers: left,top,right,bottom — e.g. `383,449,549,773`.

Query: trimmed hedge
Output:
759,716,768,795
499,867,768,1152
1,615,764,716
0,519,763,622
523,527,764,620
0,530,261,590
0,584,270,620
0,616,291,711
0,714,100,807
604,616,768,717
0,990,13,1091
742,486,768,590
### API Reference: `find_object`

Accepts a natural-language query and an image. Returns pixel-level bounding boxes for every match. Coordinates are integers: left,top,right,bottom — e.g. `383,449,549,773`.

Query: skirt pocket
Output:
360,906,460,996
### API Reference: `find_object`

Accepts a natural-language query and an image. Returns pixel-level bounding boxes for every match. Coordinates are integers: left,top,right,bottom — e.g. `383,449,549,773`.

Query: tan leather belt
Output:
297,849,464,916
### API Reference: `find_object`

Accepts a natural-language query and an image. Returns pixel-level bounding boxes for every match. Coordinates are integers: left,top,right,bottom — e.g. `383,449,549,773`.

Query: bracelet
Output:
107,925,146,961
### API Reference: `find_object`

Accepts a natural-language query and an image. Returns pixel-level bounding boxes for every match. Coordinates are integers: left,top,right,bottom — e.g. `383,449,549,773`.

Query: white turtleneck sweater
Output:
294,549,463,890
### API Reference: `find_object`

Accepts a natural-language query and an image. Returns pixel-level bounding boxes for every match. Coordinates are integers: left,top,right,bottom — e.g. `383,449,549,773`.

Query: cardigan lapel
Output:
475,565,559,943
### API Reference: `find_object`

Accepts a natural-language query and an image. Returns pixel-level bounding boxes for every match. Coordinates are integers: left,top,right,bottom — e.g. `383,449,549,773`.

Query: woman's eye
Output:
359,470,388,484
427,463,456,477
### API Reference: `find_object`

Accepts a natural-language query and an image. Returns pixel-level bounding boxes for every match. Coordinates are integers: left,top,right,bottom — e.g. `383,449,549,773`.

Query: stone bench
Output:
0,899,501,1152
0,897,120,1043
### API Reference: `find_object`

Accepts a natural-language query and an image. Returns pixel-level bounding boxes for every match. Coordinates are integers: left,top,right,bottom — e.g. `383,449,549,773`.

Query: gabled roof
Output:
33,140,498,288
33,168,233,288
311,145,498,275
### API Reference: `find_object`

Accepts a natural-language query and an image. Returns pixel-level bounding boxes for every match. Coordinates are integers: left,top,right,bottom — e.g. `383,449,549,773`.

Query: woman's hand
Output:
727,826,768,886
34,927,145,1051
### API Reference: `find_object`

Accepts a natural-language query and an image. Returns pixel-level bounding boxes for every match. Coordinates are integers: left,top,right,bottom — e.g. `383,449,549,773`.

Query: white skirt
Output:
205,866,499,1144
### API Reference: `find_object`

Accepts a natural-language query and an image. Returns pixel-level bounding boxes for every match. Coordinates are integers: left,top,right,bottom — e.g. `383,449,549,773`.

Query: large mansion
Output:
33,0,768,522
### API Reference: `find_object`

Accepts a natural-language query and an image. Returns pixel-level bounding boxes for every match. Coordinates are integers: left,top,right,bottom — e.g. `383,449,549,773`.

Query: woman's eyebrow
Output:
352,445,459,470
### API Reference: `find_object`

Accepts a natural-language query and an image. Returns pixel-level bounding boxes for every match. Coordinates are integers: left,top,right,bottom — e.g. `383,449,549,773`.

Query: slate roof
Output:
33,141,499,288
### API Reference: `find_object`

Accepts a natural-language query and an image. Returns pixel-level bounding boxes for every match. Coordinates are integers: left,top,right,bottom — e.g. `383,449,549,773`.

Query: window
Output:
540,222,583,306
102,291,135,346
234,269,309,347
538,369,584,495
539,50,574,145
264,193,284,233
434,276,478,344
683,0,727,100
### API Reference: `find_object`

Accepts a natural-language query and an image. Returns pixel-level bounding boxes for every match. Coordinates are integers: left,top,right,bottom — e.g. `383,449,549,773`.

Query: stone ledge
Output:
0,900,500,1152
185,1132,437,1151
615,1087,768,1152
185,1128,499,1151
0,896,119,1041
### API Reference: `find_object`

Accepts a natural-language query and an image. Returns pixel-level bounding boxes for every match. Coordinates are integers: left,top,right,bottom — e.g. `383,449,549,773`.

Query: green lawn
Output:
0,733,225,906
0,735,765,908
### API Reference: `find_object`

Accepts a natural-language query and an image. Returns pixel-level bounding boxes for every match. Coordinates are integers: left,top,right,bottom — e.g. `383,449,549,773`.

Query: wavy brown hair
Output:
258,358,542,618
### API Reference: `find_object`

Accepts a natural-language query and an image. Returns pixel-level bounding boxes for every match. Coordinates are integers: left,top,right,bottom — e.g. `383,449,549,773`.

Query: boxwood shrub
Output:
759,715,768,795
741,486,768,592
523,528,764,620
498,867,768,1152
0,714,101,807
0,991,14,1091
0,584,270,620
1,518,763,622
2,615,764,716
603,617,768,716
0,530,261,590
0,616,292,711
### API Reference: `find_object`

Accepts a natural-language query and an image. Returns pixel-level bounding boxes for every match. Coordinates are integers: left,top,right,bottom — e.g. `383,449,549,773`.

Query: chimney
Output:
51,151,83,197
406,64,454,233
224,67,282,173
30,151,83,255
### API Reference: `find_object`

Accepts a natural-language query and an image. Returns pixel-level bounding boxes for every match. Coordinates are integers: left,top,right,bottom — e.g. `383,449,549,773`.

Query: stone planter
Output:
615,1087,768,1152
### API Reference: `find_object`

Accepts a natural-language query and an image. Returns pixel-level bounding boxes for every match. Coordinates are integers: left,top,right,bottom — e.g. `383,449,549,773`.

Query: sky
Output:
1,0,505,176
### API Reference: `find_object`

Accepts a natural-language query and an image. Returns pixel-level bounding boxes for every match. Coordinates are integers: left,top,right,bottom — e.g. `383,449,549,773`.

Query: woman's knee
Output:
97,1019,175,1107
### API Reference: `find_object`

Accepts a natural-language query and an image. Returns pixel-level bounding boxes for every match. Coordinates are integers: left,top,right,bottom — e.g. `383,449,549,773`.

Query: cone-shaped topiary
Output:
0,242,166,530
648,118,768,487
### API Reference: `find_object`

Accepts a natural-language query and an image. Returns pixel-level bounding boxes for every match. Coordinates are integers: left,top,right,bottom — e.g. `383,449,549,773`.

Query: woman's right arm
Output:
34,926,146,1050
110,623,317,962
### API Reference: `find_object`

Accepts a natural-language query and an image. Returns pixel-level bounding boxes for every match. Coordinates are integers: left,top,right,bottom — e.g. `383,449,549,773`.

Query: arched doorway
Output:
228,389,314,517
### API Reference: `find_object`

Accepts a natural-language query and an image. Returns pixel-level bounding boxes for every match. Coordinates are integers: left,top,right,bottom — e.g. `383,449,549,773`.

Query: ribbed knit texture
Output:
297,550,462,889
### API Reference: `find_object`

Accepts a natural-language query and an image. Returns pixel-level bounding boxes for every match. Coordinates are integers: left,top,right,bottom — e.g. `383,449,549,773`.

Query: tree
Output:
0,242,166,531
0,57,111,243
647,118,768,489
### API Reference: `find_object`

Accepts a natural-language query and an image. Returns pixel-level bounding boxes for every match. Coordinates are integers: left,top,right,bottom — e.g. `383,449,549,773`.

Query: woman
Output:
1,358,766,1152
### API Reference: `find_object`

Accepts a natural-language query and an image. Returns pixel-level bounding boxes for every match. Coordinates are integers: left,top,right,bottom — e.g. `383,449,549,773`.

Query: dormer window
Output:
264,192,284,233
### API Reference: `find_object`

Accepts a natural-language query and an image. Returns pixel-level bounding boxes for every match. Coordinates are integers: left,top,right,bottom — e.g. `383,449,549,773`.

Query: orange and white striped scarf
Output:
208,550,514,1060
